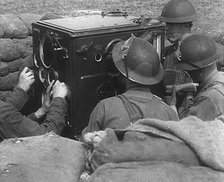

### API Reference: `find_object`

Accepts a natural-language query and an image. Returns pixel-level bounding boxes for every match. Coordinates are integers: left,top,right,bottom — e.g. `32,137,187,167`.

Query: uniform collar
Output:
198,71,224,91
123,86,154,100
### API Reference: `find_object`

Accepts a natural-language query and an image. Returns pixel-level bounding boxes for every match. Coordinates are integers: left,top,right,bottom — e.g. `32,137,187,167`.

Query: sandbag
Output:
19,14,42,35
0,61,9,76
0,14,29,39
90,128,199,170
0,39,21,62
13,36,33,58
0,71,18,90
0,37,32,62
8,58,24,73
89,161,224,182
0,55,32,78
0,133,87,182
18,55,34,73
0,26,3,38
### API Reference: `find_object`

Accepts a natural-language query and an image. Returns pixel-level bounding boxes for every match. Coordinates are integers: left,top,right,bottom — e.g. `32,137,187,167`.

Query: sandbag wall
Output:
0,14,42,99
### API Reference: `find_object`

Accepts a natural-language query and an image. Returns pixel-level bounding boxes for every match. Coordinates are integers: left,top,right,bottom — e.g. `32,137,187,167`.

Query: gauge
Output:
39,34,53,68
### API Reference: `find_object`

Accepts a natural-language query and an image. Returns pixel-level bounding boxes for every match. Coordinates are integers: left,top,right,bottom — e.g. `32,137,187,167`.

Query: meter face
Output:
32,15,165,137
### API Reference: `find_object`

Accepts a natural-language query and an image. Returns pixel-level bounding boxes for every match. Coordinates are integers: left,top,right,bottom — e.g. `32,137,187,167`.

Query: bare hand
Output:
42,80,55,112
84,131,107,147
170,85,177,106
34,81,55,119
17,67,35,92
52,80,68,99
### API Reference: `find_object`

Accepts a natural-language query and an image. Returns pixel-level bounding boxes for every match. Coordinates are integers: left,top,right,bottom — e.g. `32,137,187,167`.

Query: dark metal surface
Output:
32,14,165,138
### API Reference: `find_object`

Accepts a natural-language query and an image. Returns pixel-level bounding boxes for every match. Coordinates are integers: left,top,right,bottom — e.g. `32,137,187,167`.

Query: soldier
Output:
160,0,197,111
170,34,224,121
161,0,197,70
0,67,69,139
82,36,178,136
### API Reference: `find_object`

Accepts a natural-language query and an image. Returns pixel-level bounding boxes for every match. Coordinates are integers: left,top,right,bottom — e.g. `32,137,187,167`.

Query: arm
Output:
27,81,55,122
0,97,67,138
4,67,35,111
0,77,68,138
169,85,179,119
5,86,29,111
184,96,218,121
82,101,105,137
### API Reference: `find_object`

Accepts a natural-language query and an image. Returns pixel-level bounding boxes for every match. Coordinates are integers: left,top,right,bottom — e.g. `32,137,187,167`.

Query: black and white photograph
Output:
0,0,224,181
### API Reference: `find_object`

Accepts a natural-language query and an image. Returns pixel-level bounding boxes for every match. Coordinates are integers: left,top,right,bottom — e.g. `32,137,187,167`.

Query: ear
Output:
182,23,191,31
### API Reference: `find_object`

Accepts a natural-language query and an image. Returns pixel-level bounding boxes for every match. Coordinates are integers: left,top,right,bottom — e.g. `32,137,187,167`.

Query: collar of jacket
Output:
198,71,224,92
123,86,154,100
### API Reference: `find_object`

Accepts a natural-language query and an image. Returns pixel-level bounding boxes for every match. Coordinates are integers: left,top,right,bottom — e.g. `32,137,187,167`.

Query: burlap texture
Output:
19,14,42,35
0,71,18,90
0,14,29,39
0,133,87,182
89,161,224,182
90,128,199,170
0,61,9,76
129,116,224,171
0,37,32,62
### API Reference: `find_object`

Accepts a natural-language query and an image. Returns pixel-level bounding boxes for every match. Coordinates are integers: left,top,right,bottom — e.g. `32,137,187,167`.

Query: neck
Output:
198,65,217,86
125,80,150,91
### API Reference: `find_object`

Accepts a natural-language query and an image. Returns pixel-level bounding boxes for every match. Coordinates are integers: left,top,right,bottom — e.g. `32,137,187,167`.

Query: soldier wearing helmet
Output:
161,0,197,69
161,0,197,111
170,34,224,121
82,35,178,136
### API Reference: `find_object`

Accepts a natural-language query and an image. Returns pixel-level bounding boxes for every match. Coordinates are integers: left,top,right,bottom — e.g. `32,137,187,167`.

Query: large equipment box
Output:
32,12,165,137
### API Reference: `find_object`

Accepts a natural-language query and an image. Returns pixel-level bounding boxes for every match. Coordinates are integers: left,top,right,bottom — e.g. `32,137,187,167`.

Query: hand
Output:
34,81,55,119
42,80,55,112
17,67,35,92
52,80,68,99
84,131,107,147
170,85,177,106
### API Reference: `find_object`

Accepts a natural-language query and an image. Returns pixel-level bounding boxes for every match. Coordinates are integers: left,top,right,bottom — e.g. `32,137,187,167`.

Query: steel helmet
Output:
177,34,222,71
112,35,164,85
161,0,197,23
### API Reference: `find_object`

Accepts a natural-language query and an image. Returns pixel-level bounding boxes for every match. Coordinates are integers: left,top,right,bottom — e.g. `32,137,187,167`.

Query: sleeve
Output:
0,97,68,139
27,112,39,122
5,87,29,111
186,96,217,121
82,101,105,137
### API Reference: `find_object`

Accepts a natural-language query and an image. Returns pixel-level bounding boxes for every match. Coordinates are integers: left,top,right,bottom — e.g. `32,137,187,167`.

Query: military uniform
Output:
0,86,68,139
163,43,180,70
163,43,192,82
162,44,193,108
179,72,224,120
82,87,179,135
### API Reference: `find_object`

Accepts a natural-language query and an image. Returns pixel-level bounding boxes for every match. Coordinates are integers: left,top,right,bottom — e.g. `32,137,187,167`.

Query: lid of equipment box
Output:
37,14,162,35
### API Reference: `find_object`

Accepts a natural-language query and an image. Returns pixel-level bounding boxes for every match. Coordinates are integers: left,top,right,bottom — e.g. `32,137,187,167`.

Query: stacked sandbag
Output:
0,13,64,95
0,14,40,95
89,161,224,182
0,14,29,39
88,128,200,171
19,13,43,35
0,133,87,182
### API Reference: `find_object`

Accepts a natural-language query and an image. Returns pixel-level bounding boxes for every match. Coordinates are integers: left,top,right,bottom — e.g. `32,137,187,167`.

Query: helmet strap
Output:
124,55,129,79
121,36,135,80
